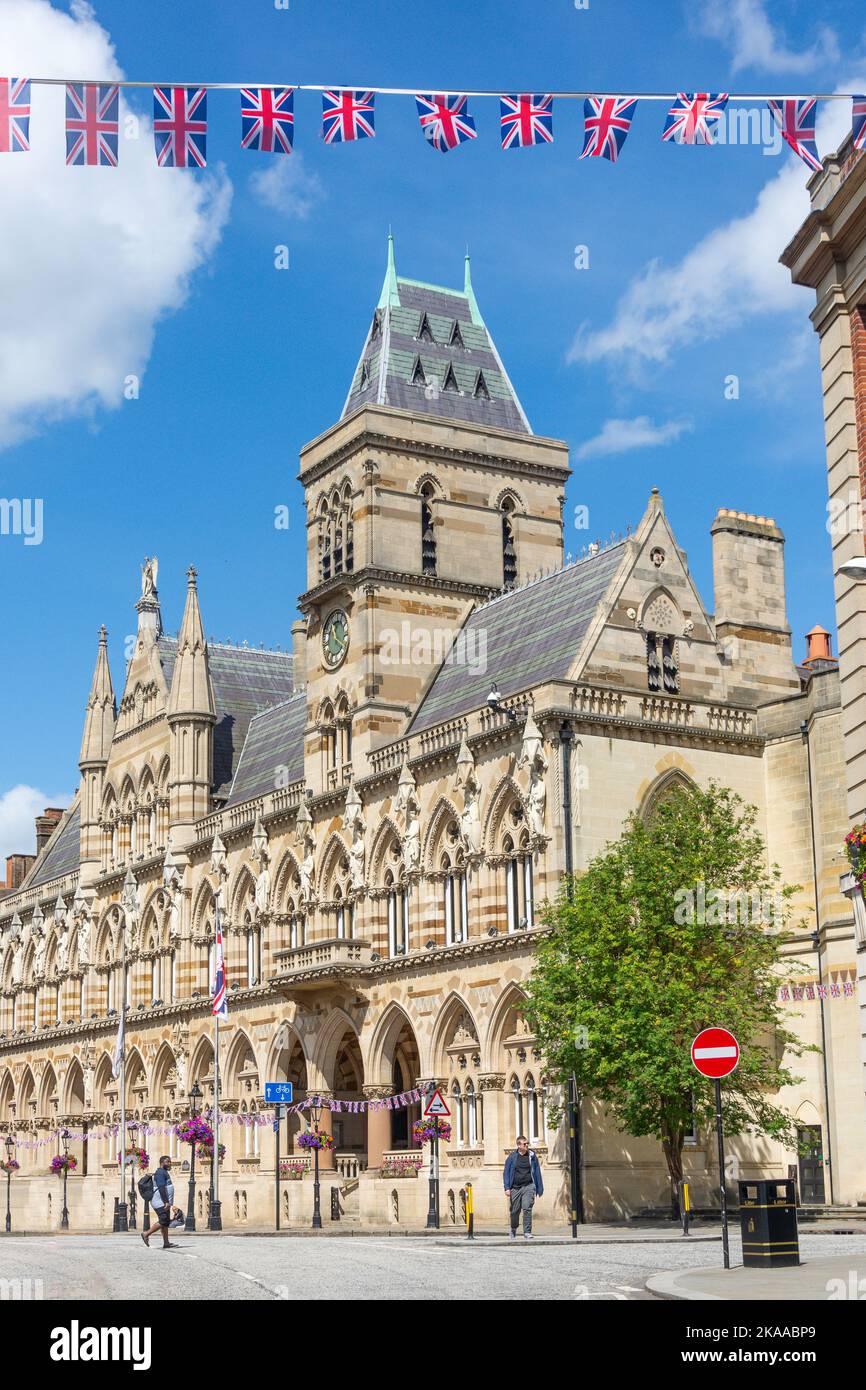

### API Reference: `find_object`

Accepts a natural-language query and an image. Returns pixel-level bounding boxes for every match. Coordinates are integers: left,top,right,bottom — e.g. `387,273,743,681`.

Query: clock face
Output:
322,609,349,670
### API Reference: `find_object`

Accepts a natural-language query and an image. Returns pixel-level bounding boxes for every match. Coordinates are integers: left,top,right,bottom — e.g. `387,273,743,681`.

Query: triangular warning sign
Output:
423,1088,450,1117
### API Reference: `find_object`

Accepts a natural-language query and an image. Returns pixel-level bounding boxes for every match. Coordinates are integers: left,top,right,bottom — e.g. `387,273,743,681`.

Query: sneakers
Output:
523,1232,533,1240
509,1229,517,1239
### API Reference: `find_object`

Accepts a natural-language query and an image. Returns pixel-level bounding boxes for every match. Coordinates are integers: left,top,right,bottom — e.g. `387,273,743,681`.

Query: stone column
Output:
363,1085,393,1167
317,1092,335,1170
479,1074,506,1169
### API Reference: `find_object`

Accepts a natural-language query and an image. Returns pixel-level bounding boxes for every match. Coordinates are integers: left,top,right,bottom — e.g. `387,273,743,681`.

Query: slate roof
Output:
158,638,294,798
342,241,531,435
224,693,307,807
408,542,628,733
28,803,81,888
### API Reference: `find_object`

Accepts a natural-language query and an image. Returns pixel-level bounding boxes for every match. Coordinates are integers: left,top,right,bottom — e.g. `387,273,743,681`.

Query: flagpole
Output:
211,1011,221,1229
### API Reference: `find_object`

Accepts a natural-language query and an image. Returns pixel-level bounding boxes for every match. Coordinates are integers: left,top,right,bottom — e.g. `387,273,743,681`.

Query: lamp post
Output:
127,1119,139,1230
207,833,227,1232
113,868,138,1233
4,1133,15,1233
309,1098,323,1230
185,1081,202,1233
60,1128,71,1230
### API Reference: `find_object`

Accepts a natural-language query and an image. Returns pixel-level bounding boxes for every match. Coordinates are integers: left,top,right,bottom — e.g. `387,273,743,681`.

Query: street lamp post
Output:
60,1129,71,1230
4,1133,15,1233
309,1099,323,1230
127,1120,139,1230
114,868,139,1233
185,1081,202,1233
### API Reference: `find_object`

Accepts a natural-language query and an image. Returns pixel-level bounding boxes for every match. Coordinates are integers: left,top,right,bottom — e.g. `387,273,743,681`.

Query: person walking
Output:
141,1155,180,1249
504,1135,543,1239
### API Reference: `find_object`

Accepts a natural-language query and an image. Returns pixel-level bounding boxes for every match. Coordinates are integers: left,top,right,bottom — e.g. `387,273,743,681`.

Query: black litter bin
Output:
738,1179,799,1267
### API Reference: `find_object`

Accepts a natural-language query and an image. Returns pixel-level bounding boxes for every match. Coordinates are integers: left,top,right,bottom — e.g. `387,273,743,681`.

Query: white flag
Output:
111,1005,125,1080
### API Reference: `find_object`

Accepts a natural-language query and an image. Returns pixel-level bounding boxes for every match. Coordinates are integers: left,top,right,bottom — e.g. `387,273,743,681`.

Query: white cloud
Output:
249,152,325,219
575,416,693,460
0,784,71,868
569,90,861,370
0,0,232,448
697,0,839,74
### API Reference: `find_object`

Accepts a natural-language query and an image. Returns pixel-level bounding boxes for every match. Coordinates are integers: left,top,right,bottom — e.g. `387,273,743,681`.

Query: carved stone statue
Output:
254,864,271,919
251,810,271,919
81,1041,95,1109
10,933,23,986
166,885,182,943
395,762,421,875
300,845,315,906
344,783,366,892
459,774,483,859
77,912,92,968
140,555,159,598
171,1020,189,1096
32,922,46,980
518,710,548,838
56,922,70,974
295,799,316,906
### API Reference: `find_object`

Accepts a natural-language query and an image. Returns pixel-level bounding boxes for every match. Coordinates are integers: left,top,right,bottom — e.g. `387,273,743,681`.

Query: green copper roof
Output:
343,240,531,434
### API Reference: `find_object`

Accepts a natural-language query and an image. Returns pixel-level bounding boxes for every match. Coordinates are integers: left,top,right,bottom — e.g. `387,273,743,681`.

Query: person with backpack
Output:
141,1156,180,1249
503,1135,544,1239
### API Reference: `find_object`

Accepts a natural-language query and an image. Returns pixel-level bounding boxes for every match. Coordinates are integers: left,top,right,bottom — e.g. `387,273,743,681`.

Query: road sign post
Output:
423,1087,450,1231
274,1103,283,1232
691,1027,739,1271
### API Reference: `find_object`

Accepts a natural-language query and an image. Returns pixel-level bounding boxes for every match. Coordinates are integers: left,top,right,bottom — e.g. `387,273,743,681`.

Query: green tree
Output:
524,782,809,1214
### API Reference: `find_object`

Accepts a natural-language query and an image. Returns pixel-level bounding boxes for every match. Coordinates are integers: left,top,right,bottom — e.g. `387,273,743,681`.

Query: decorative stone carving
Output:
250,811,271,920
140,555,158,598
344,782,366,892
295,799,316,906
454,738,482,860
171,1020,189,1096
394,761,421,875
10,916,24,986
478,1073,506,1092
518,710,548,839
32,921,46,980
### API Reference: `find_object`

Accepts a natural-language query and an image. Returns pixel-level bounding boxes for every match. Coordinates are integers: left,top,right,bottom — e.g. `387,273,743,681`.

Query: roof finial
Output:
187,565,198,588
463,248,483,327
378,229,400,310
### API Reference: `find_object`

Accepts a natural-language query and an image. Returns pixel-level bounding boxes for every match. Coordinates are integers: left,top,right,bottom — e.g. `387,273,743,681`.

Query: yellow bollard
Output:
465,1181,474,1240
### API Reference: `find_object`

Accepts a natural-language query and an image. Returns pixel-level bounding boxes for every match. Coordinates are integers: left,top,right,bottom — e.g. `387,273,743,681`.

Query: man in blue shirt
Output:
142,1156,180,1249
503,1136,544,1239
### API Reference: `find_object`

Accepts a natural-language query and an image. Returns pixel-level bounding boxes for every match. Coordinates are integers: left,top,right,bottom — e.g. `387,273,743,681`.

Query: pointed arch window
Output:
465,1079,478,1146
473,369,490,400
449,319,465,349
420,482,437,576
442,363,460,393
342,482,354,573
417,311,434,343
440,824,468,945
511,1076,523,1140
452,1080,464,1145
503,804,534,931
501,496,517,589
525,1074,540,1142
318,498,331,581
369,309,381,342
386,869,410,957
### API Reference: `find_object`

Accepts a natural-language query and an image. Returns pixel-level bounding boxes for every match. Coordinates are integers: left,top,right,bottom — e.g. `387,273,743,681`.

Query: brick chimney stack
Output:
35,807,64,855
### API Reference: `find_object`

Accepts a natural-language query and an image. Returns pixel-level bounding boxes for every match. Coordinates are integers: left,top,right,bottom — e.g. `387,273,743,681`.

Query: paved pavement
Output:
649,1249,866,1301
2,1228,866,1300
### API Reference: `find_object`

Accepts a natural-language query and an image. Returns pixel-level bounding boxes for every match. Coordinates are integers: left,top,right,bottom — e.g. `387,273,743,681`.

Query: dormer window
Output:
410,355,428,387
450,320,465,349
417,312,434,343
369,310,381,342
359,360,371,389
473,370,490,400
442,363,460,393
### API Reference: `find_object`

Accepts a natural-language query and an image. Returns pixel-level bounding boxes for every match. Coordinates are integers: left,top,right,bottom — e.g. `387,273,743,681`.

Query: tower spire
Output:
79,624,116,766
167,566,216,720
377,229,400,309
166,567,216,832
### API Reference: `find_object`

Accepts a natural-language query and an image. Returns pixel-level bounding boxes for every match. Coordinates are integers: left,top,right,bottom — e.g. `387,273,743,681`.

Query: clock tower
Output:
297,238,570,793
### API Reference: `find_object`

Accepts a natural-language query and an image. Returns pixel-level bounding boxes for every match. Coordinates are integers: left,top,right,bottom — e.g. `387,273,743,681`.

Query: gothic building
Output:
0,241,861,1228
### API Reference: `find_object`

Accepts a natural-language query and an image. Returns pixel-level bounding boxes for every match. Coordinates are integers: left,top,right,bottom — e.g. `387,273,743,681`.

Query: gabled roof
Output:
224,693,307,807
408,543,628,733
158,638,294,798
342,237,531,435
27,801,81,889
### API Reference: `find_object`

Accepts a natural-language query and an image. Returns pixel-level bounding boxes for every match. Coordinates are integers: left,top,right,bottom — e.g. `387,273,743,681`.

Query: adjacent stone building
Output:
0,242,861,1228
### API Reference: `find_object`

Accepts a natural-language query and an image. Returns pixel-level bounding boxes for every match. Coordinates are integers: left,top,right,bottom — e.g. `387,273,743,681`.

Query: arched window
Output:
465,1079,477,1147
150,939,159,1002
170,952,177,1000
385,868,409,957
320,702,337,785
342,482,354,573
104,951,114,1013
452,1080,464,1145
502,803,534,931
246,924,259,986
501,496,517,589
335,695,352,774
440,820,468,945
525,1075,540,1143
511,1076,523,1140
420,482,437,576
318,497,331,581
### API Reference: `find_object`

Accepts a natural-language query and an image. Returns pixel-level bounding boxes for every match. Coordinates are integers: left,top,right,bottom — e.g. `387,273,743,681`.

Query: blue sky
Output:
1,0,864,852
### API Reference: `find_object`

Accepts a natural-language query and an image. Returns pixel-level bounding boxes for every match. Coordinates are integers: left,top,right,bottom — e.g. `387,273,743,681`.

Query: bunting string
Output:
0,80,862,168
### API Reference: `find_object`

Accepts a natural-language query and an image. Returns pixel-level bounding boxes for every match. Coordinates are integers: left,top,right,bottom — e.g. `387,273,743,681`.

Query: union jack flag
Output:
211,898,228,1021
767,98,821,172
579,96,638,162
416,94,477,153
500,94,553,149
153,86,207,168
0,78,31,153
241,87,294,153
65,84,119,166
322,90,375,143
853,95,866,151
662,92,728,145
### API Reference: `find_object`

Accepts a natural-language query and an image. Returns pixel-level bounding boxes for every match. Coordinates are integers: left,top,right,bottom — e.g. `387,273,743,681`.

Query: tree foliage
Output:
524,782,810,1200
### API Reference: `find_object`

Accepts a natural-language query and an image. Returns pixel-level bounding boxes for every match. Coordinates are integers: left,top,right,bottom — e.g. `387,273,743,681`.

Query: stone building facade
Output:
0,243,862,1229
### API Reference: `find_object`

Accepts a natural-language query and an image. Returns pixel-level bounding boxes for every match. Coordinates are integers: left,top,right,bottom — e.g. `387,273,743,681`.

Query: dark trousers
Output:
509,1184,535,1233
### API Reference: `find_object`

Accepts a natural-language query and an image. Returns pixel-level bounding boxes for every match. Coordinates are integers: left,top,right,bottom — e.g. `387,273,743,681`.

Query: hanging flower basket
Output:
197,1142,226,1163
845,825,866,889
0,1159,20,1174
175,1117,214,1147
50,1154,77,1176
296,1129,335,1152
412,1118,451,1145
118,1146,149,1169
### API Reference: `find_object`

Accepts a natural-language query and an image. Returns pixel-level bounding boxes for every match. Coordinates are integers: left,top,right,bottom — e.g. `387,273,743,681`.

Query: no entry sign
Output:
691,1027,740,1079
